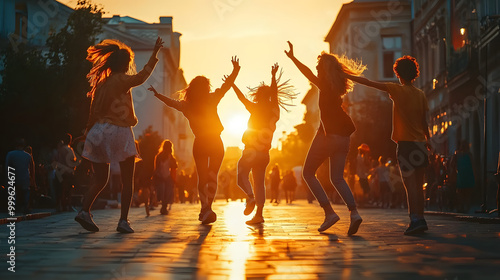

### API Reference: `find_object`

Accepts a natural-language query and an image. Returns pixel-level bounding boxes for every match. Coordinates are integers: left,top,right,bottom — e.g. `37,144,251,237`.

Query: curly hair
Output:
86,39,136,98
393,55,420,82
317,52,366,96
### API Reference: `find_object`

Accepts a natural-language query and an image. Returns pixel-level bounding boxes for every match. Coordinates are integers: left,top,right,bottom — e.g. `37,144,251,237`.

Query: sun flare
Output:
224,113,248,138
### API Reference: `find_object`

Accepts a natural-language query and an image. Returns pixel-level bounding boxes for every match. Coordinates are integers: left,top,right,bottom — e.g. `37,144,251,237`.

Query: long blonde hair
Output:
317,52,366,96
86,39,137,98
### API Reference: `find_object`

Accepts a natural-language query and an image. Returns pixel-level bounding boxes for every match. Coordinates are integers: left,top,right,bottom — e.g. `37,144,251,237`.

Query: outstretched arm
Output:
284,41,320,87
344,73,389,92
213,56,241,101
148,85,184,112
232,83,253,111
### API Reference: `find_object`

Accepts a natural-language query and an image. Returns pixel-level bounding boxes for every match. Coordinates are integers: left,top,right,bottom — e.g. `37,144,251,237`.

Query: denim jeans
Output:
237,148,270,207
302,132,357,210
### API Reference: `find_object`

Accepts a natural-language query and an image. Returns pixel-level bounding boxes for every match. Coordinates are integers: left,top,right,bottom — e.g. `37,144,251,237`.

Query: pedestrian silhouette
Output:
75,37,163,233
344,55,430,235
5,138,36,215
53,133,77,212
285,41,365,235
282,170,297,204
450,141,475,213
148,56,240,224
269,164,281,204
153,140,178,215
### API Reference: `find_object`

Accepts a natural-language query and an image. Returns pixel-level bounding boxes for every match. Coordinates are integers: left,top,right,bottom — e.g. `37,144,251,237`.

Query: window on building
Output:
14,3,28,41
480,1,500,19
382,36,402,79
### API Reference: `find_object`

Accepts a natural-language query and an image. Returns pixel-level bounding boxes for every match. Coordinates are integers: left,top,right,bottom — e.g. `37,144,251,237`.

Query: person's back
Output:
6,149,32,190
385,83,428,143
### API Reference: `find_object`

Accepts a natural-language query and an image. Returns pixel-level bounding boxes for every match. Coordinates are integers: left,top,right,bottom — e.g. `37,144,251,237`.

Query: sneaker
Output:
160,208,169,215
75,210,99,232
318,213,340,232
348,213,363,236
404,219,428,235
246,215,264,225
244,197,256,216
201,210,217,225
116,219,134,233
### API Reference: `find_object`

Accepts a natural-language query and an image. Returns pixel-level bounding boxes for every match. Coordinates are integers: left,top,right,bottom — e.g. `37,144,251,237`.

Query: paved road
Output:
1,200,499,280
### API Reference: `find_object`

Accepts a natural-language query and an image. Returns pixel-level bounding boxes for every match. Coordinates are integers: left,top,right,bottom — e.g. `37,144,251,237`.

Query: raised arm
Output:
270,63,279,103
232,83,254,111
213,56,241,101
344,73,389,92
284,41,320,86
148,85,184,112
122,37,163,88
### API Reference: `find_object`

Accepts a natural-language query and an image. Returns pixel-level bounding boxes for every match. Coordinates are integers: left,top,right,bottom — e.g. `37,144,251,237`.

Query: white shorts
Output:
82,122,138,163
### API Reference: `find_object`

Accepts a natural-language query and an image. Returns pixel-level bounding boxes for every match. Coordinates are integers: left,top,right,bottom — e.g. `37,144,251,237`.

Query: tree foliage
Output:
0,0,103,156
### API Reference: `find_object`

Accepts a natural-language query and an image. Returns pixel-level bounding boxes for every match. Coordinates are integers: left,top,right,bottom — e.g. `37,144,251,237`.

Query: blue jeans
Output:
302,132,357,211
237,148,270,207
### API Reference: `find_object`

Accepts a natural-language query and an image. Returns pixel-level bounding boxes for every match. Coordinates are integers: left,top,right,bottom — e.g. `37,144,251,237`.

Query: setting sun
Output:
224,113,248,139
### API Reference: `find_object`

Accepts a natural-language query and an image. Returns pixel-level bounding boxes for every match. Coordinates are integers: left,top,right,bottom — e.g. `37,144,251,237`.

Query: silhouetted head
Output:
86,39,136,98
182,76,211,104
459,141,470,152
15,138,26,150
61,133,72,146
316,52,366,96
393,55,420,83
158,139,173,155
358,143,370,155
250,85,273,103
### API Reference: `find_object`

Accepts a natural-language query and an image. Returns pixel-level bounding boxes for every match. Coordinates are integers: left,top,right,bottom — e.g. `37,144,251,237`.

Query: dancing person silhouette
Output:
343,55,431,235
229,63,295,225
148,57,240,224
285,41,365,235
75,37,163,233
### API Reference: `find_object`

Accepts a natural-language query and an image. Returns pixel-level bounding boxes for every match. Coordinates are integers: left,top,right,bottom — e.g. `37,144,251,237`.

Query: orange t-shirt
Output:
385,83,429,142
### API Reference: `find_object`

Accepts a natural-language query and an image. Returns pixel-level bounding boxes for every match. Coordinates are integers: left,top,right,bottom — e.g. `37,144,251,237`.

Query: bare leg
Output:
82,162,110,212
119,156,135,221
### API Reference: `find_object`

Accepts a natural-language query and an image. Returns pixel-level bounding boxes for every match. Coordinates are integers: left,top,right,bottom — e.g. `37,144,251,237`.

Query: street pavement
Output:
1,200,499,280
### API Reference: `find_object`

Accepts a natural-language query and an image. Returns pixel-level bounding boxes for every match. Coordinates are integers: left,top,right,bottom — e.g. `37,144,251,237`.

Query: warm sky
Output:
62,0,352,147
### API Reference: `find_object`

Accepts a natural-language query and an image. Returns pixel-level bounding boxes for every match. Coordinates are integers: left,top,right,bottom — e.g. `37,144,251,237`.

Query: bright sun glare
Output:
225,113,248,138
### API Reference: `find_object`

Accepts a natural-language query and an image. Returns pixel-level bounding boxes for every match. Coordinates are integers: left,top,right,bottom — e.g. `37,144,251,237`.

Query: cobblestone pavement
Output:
1,200,499,280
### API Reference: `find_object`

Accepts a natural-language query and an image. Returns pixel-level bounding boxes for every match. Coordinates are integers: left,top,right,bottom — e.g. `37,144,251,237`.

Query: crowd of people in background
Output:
343,141,477,214
1,136,484,217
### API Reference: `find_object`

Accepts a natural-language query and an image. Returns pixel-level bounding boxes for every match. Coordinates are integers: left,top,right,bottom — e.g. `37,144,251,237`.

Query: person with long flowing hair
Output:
230,63,295,225
147,57,240,224
285,41,365,235
75,37,163,233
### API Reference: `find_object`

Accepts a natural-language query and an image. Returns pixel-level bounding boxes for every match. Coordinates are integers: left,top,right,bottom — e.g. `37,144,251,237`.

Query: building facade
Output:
0,0,194,169
414,0,500,209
